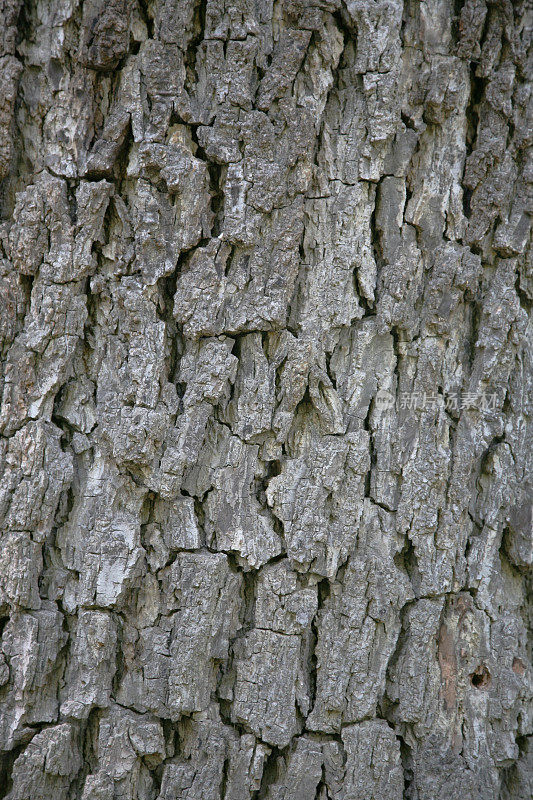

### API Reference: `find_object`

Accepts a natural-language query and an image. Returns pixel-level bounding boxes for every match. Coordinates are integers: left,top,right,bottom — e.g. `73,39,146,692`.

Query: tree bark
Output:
0,1,531,798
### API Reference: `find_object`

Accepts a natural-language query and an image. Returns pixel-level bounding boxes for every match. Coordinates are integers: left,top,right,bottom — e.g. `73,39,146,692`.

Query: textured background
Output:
0,1,532,798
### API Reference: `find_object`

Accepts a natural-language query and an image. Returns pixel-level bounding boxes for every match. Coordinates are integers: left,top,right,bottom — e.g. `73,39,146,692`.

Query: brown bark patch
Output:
438,623,457,711
512,657,525,676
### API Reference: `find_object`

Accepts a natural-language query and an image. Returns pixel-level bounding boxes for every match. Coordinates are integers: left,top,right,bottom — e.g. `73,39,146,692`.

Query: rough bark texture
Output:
0,1,532,798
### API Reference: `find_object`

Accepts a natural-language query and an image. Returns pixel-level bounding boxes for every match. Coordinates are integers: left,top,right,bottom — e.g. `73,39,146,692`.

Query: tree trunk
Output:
0,1,531,798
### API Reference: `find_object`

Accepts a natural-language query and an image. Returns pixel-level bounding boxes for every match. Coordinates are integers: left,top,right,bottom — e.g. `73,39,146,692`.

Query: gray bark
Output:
0,1,532,798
